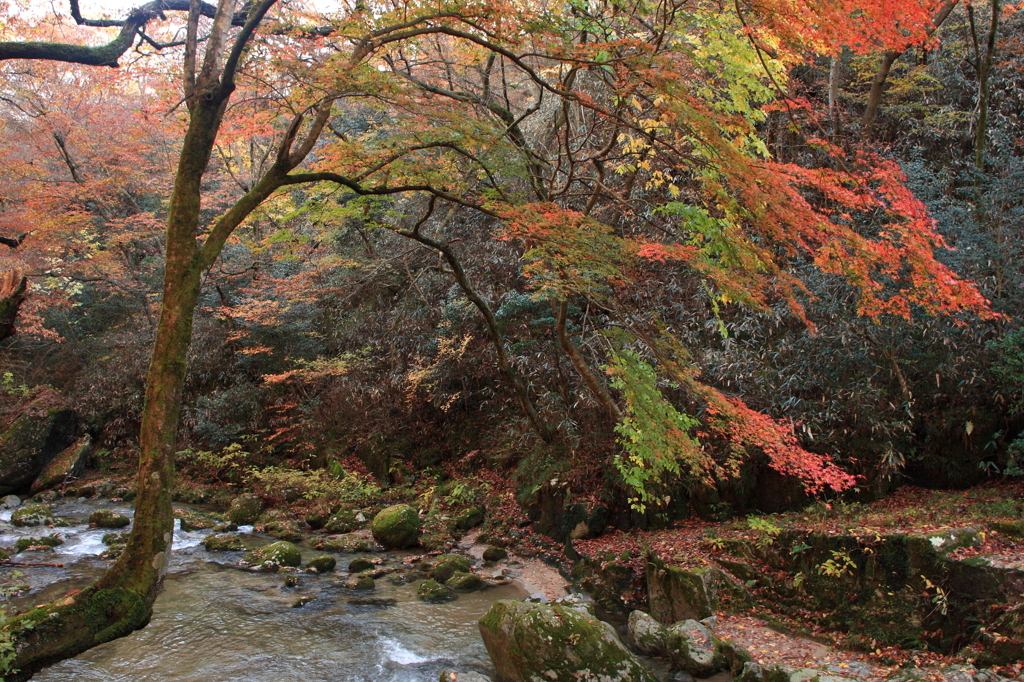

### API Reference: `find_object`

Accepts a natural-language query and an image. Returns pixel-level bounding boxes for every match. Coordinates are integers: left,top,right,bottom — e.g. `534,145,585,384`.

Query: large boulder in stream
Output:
11,503,55,527
372,504,421,549
0,392,77,495
255,509,304,542
90,509,130,529
478,600,659,682
246,541,302,569
227,493,263,525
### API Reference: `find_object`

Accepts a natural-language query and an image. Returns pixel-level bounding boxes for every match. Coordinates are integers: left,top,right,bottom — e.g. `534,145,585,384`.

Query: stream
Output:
0,499,525,681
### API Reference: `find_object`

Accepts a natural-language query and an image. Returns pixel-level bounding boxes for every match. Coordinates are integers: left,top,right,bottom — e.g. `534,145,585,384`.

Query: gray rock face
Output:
478,600,659,682
627,610,666,655
0,406,77,495
665,619,724,677
646,560,720,624
30,433,91,494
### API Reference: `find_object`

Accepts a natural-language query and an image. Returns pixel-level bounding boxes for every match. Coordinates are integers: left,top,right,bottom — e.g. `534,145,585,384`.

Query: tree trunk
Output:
0,270,28,340
552,299,623,422
861,0,958,136
0,1,242,669
974,0,1001,169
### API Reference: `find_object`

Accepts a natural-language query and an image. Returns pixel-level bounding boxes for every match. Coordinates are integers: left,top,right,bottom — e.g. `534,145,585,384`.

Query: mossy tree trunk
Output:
0,0,328,677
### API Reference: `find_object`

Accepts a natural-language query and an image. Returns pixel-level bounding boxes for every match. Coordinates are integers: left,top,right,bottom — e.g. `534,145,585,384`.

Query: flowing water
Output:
0,499,524,681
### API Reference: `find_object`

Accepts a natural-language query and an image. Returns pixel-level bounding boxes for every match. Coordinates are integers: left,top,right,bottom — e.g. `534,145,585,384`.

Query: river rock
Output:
227,493,263,525
348,557,374,572
313,534,374,553
483,546,507,562
346,575,375,590
11,503,54,527
325,509,361,533
665,619,725,677
246,541,302,569
455,506,484,530
628,610,665,655
372,504,421,549
14,534,63,553
30,433,91,494
430,554,471,582
176,508,217,531
203,534,245,552
255,509,304,542
306,555,337,573
448,571,484,591
478,600,659,682
90,509,130,529
0,398,77,495
1,494,20,509
440,671,493,682
102,531,130,546
418,578,457,602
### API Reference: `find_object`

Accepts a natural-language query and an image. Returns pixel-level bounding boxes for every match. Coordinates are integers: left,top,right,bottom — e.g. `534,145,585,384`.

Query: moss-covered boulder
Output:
175,508,217,532
456,506,485,530
628,610,665,655
371,504,420,549
203,534,245,552
348,557,374,573
11,503,54,527
30,434,91,495
306,555,337,573
448,571,484,591
483,546,508,562
430,554,472,583
227,493,263,525
312,534,374,553
0,397,76,496
246,541,302,569
325,509,362,534
14,534,64,553
255,509,304,542
479,600,658,682
666,619,726,677
418,579,457,602
212,521,238,533
89,509,130,529
346,575,376,590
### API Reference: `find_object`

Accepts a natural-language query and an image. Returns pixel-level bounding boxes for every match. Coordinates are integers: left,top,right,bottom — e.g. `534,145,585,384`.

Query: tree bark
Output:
0,270,28,340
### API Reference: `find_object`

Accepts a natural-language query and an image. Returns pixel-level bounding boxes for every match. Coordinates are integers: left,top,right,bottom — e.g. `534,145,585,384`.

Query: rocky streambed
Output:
0,497,527,681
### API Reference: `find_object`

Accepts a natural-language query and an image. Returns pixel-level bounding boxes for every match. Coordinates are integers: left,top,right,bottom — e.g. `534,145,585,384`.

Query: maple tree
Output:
0,0,999,675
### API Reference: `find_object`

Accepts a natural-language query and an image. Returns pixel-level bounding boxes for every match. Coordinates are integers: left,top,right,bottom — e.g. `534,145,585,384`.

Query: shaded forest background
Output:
2,0,1024,525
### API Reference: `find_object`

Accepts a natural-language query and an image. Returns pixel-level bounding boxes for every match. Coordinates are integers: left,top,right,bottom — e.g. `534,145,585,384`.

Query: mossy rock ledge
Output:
371,504,421,549
478,600,659,682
